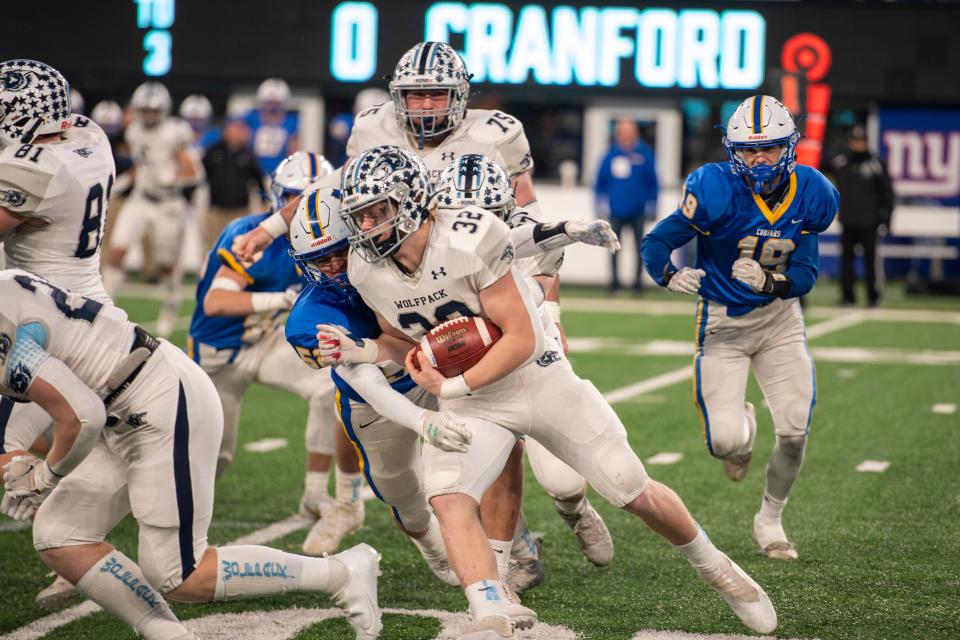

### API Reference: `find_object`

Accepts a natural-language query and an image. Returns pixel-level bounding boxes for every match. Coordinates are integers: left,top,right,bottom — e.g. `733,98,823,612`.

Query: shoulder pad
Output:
679,164,733,232
348,103,399,158
796,166,840,233
0,144,64,215
462,110,533,177
438,207,514,281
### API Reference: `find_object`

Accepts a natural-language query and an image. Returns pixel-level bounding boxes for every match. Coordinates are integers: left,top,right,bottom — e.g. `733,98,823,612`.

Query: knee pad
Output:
777,435,807,460
370,468,431,533
527,441,586,501
705,411,750,458
587,436,648,508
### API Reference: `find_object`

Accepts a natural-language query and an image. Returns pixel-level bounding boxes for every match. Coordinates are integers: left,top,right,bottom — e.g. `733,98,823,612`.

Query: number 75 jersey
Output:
0,115,115,303
678,162,838,310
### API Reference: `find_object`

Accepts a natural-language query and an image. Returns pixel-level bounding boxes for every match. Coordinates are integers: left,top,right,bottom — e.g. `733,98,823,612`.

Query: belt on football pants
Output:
103,326,160,408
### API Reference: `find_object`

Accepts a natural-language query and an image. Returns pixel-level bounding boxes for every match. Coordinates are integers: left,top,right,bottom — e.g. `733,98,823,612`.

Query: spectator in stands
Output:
828,125,895,307
595,118,659,294
201,117,264,249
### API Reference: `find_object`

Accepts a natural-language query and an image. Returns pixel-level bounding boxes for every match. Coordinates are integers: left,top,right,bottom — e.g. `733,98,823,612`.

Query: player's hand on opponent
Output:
230,227,272,264
1,455,59,521
564,219,621,253
666,267,707,295
417,410,472,453
282,286,300,308
731,258,768,293
316,324,379,366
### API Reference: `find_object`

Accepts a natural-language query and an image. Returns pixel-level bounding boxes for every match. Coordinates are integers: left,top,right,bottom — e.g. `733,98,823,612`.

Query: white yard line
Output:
0,516,314,640
601,311,868,405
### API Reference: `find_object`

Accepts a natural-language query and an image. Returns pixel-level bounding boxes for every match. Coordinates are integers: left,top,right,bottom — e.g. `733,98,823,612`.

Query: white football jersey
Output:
125,116,194,195
348,207,518,342
0,270,135,400
347,103,534,186
0,115,115,302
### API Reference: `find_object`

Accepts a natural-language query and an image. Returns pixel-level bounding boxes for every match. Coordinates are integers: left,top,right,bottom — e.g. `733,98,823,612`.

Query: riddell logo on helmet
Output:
61,121,70,130
310,236,332,247
747,134,768,140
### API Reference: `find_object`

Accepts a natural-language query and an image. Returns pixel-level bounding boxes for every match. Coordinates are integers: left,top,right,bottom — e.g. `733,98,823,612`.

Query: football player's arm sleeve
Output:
335,364,424,431
641,211,698,286
25,359,105,478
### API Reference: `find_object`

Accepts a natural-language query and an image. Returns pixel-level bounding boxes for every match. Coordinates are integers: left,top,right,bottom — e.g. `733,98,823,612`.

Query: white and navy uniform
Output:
0,114,115,464
0,270,220,593
506,208,587,500
347,102,534,186
0,114,114,302
187,213,337,465
111,117,195,265
349,209,649,505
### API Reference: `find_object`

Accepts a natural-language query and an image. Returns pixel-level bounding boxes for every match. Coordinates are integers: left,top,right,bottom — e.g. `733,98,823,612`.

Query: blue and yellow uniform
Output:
641,163,838,316
187,212,300,360
243,110,299,176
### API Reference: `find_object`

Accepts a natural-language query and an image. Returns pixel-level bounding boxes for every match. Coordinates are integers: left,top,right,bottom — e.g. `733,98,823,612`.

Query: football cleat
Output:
330,543,383,640
698,553,778,634
723,402,757,482
461,615,515,639
505,535,544,594
558,499,614,567
503,583,537,630
303,502,364,556
34,573,79,610
753,512,799,560
419,552,459,587
298,491,334,521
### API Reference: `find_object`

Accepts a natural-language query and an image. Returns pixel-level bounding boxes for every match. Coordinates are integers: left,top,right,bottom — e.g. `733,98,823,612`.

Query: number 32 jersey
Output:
0,115,115,303
347,207,517,342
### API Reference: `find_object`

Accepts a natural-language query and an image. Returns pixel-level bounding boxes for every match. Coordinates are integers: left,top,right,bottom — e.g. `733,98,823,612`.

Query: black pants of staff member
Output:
610,216,645,292
840,225,882,306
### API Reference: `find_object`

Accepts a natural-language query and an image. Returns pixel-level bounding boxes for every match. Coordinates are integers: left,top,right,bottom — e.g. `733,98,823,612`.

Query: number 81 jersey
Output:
0,115,115,303
347,207,517,341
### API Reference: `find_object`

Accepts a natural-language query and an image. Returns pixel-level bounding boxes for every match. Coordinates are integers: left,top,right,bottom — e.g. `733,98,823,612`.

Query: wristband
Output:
543,301,561,323
763,273,793,297
440,374,472,400
250,291,289,312
258,210,289,240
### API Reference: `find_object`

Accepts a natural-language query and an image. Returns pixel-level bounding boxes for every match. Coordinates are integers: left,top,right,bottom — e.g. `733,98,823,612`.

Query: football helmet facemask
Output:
722,95,800,195
389,42,471,147
0,59,72,148
339,145,431,263
270,151,335,212
288,187,355,300
435,154,515,221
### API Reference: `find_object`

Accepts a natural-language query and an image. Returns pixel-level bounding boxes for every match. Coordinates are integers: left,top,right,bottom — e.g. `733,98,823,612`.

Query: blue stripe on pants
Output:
173,382,196,581
693,300,714,454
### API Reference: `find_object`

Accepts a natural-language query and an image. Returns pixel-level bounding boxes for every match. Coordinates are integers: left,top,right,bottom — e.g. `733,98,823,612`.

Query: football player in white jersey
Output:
0,270,382,640
102,81,202,337
435,154,616,589
322,146,778,638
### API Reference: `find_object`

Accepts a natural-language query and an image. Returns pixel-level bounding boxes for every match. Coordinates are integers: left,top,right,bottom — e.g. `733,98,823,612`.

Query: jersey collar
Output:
751,172,797,225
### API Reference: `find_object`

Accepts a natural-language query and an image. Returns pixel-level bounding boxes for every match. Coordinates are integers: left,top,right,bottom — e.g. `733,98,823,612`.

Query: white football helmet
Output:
179,94,213,127
130,81,172,128
270,151,335,212
70,88,85,115
722,95,800,194
0,59,72,148
340,145,432,262
91,100,124,136
389,42,471,146
257,78,290,106
289,187,354,299
435,154,515,221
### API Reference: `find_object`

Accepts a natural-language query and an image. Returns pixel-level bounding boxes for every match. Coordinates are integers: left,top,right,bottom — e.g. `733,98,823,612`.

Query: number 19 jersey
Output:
0,115,115,303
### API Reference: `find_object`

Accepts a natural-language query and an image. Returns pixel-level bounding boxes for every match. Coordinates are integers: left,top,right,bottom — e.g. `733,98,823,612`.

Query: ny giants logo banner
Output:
878,109,960,206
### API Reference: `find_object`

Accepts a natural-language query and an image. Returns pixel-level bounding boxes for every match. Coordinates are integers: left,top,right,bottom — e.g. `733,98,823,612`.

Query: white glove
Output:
316,323,379,366
731,258,768,293
418,410,473,453
564,219,621,253
282,286,301,308
1,491,38,521
2,455,58,520
666,267,706,295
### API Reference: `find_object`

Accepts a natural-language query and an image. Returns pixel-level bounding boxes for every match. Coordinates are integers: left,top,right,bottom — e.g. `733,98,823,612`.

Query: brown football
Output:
415,316,503,378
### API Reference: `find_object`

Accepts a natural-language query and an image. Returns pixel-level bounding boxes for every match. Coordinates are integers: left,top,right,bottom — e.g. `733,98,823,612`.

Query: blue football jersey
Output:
644,163,839,316
188,212,301,353
285,284,416,404
243,110,299,176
